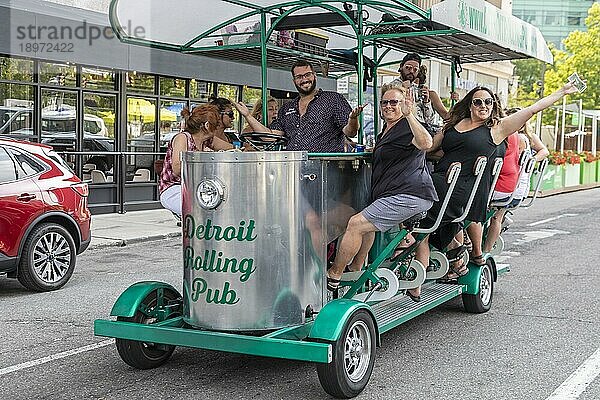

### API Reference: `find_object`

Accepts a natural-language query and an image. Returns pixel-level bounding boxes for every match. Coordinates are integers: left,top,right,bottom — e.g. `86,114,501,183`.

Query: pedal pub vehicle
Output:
95,0,553,397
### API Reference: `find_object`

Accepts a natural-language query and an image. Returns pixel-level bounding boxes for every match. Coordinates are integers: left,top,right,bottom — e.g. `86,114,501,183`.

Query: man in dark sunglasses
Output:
389,53,436,131
235,58,366,152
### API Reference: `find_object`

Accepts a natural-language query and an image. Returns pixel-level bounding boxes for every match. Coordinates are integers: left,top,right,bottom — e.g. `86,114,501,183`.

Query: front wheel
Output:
317,310,376,398
116,288,182,369
462,261,494,313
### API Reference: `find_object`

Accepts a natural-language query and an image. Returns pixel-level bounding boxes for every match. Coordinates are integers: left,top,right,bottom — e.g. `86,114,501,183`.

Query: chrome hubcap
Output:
344,320,371,382
33,232,72,283
479,265,492,305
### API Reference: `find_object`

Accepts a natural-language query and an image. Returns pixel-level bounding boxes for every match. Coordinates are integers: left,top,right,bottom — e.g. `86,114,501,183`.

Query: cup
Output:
355,144,365,153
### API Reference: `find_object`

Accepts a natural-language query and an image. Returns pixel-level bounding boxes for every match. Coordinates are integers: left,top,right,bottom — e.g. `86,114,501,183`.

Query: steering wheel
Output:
239,132,288,151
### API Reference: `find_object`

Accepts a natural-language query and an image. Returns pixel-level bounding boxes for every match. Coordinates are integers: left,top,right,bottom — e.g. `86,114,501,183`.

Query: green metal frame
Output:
94,318,333,363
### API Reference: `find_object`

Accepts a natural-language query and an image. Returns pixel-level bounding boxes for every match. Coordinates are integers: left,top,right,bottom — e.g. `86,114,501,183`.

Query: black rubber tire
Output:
317,310,376,398
115,289,181,369
462,261,494,313
17,223,76,292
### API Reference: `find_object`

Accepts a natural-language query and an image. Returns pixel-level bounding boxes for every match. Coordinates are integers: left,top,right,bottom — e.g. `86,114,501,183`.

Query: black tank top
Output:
434,124,498,177
370,118,438,202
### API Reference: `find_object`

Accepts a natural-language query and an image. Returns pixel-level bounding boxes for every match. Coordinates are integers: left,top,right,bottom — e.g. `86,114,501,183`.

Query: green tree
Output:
543,2,600,109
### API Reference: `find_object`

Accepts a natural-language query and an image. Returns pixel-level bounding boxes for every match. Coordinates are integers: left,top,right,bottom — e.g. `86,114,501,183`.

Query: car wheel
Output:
462,261,494,313
316,310,376,398
17,223,76,292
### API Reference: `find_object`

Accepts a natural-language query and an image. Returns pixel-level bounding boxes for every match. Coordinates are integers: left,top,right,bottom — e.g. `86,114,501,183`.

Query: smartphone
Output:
568,72,587,93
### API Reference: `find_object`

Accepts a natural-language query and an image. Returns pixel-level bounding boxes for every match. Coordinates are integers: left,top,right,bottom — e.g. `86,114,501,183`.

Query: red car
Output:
0,138,91,291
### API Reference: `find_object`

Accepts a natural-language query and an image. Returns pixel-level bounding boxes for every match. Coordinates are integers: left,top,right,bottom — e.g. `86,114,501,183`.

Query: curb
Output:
89,231,182,250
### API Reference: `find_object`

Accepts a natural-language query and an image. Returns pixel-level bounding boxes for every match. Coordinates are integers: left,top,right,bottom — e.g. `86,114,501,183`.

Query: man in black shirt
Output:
235,59,367,152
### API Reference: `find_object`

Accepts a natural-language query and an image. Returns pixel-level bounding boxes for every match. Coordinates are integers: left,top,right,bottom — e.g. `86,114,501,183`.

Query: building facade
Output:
512,0,594,50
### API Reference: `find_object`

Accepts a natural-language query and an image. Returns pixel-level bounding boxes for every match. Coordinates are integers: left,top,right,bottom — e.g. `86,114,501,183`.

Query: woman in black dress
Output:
419,83,578,278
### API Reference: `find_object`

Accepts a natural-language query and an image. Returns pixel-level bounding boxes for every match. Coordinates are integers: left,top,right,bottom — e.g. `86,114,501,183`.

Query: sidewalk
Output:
89,209,182,250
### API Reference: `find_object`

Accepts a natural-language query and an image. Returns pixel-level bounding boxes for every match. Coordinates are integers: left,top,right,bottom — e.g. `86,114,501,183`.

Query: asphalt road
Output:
1,188,599,400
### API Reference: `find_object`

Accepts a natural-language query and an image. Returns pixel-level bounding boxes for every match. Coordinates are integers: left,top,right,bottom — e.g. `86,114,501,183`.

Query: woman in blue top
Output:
327,84,438,301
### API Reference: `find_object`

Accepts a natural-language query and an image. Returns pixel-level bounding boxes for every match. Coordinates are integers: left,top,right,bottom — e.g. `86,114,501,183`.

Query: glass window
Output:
7,148,47,178
126,72,155,94
0,56,34,82
39,62,77,87
217,84,239,102
40,90,78,170
190,80,213,101
242,87,262,108
82,93,116,178
160,77,186,97
159,100,185,153
567,14,582,26
0,146,18,182
0,83,34,140
126,97,156,181
81,67,116,90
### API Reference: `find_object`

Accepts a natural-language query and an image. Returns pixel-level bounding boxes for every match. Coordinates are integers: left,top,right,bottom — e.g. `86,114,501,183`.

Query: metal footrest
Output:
372,283,463,334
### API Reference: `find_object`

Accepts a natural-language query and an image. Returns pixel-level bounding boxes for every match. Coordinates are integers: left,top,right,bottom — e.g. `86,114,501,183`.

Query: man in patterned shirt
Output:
236,59,366,152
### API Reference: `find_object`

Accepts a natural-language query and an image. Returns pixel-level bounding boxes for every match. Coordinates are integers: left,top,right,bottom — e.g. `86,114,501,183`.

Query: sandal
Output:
444,259,469,280
405,289,421,303
326,274,341,291
391,234,416,259
445,245,466,262
470,254,487,266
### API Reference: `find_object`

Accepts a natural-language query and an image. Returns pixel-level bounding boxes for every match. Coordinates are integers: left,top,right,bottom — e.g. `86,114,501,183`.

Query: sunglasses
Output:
221,111,235,118
293,71,314,81
471,98,494,107
380,99,400,107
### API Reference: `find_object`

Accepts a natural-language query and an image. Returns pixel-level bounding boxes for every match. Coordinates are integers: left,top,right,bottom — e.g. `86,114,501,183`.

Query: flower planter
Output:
563,163,581,187
596,160,600,183
580,161,596,185
538,164,564,191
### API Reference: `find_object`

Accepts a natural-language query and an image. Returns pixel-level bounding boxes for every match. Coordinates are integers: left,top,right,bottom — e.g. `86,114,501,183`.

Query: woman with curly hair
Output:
418,83,577,278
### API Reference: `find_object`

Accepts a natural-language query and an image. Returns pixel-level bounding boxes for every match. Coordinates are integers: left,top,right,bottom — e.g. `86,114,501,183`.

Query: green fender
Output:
110,281,180,318
458,265,484,295
459,255,496,294
308,299,380,346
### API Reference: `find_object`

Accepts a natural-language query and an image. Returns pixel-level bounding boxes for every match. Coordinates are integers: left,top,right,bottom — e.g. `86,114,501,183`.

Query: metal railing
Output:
58,150,165,214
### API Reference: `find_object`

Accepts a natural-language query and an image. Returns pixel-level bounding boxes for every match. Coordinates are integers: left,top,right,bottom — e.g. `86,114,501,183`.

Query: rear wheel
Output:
116,288,182,369
462,261,494,313
317,310,376,398
17,223,76,292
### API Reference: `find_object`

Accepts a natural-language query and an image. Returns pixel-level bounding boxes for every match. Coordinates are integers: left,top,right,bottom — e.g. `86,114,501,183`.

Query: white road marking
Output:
510,229,570,246
528,213,578,227
546,347,600,400
0,339,114,377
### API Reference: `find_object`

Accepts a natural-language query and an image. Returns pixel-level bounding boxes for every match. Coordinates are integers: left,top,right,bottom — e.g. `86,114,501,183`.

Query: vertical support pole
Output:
553,107,560,151
357,3,364,144
578,99,583,152
592,116,597,155
560,96,566,153
451,57,457,107
372,42,379,145
260,11,268,125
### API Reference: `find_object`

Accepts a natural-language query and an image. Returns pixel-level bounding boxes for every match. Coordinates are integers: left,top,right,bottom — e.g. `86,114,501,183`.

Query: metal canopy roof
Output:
109,0,553,71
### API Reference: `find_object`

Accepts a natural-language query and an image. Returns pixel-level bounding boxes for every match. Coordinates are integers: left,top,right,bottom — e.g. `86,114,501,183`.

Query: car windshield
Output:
84,120,101,134
0,109,16,129
42,118,76,132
